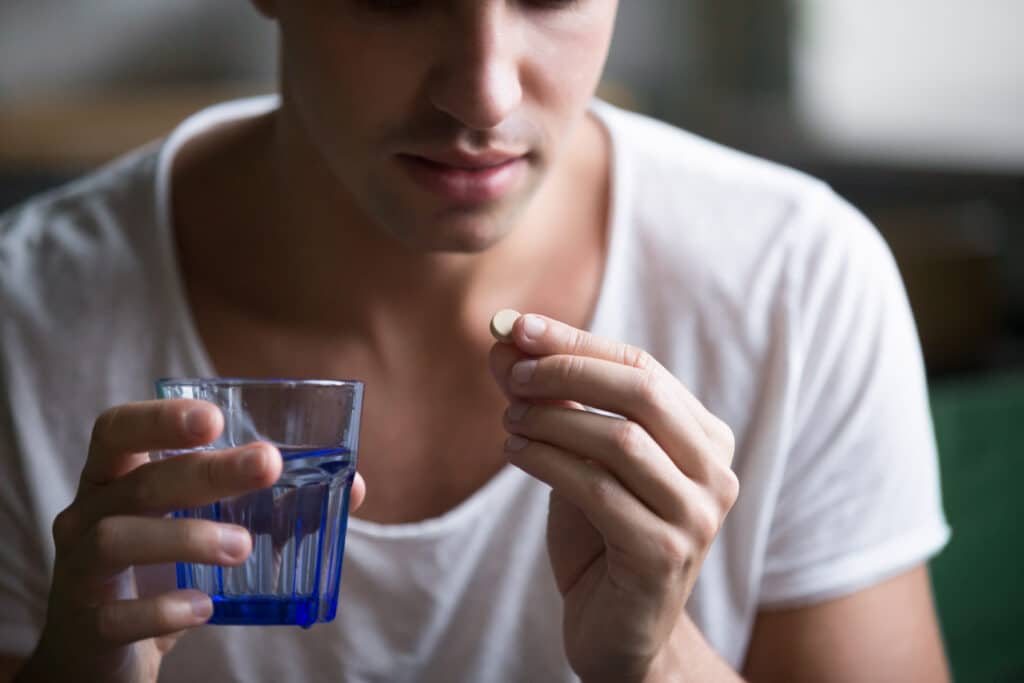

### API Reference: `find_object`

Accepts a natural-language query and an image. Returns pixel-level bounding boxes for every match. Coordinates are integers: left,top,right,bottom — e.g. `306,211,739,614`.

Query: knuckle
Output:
702,449,740,509
94,604,123,644
585,472,618,507
202,451,225,491
180,521,215,555
51,507,80,546
652,530,693,574
567,328,588,355
91,517,123,564
556,355,587,384
689,506,721,547
634,369,664,406
719,468,741,508
624,345,655,371
151,595,184,633
129,473,159,512
156,401,177,433
90,405,122,450
613,421,647,459
712,418,736,456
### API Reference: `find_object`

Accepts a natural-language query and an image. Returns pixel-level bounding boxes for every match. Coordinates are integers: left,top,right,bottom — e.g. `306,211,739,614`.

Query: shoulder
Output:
595,101,891,319
597,100,877,253
595,100,830,206
0,145,162,318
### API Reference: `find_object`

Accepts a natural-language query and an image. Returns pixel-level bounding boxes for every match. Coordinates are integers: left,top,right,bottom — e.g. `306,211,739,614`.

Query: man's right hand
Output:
12,399,333,683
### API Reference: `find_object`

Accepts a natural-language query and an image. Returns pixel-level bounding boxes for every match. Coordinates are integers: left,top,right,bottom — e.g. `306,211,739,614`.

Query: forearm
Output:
642,614,746,683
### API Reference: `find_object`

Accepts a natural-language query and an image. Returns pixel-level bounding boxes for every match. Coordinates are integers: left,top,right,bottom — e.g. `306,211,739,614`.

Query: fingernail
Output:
238,447,266,478
184,408,211,437
505,435,529,452
511,360,538,384
191,594,213,620
219,526,251,561
522,315,546,341
507,402,530,421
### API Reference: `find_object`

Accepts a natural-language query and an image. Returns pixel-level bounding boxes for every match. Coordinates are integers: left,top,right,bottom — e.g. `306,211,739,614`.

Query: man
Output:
0,2,951,681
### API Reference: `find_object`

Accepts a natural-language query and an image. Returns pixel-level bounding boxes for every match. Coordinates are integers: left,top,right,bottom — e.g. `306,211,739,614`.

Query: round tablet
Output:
490,309,521,343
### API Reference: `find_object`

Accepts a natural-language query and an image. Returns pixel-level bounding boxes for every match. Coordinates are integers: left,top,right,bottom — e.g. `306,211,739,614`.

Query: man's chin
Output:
402,221,515,255
384,202,526,255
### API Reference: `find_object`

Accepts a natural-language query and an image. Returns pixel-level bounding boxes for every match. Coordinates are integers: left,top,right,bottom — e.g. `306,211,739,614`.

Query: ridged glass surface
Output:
155,378,364,628
176,447,355,627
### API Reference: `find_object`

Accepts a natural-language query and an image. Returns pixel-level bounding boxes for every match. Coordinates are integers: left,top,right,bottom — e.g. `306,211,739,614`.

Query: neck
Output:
173,101,610,357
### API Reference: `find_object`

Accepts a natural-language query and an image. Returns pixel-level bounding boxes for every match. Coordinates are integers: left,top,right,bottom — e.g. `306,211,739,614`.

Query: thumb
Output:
349,472,367,511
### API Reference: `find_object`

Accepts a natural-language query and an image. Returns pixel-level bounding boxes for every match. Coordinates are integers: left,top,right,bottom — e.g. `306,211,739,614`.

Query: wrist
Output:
639,636,684,683
576,637,679,683
639,614,745,683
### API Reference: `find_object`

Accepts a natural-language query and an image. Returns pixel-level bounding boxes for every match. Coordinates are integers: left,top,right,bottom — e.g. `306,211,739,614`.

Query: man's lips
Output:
396,152,529,204
411,149,527,169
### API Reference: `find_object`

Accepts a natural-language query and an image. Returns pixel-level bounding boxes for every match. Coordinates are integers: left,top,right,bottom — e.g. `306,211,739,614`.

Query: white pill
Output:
490,309,521,343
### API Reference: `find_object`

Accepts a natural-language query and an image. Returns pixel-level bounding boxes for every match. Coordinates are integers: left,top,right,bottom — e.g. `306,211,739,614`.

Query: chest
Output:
352,386,512,524
194,315,511,524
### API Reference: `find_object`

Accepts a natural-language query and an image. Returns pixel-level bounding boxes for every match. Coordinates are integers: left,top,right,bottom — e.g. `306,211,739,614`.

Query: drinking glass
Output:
154,378,364,627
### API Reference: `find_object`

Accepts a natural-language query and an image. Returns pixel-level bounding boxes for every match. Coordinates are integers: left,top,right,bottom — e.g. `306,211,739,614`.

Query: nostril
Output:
429,58,523,131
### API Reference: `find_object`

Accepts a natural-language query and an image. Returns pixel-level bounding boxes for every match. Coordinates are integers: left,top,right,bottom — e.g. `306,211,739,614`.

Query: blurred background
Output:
1,2,1021,680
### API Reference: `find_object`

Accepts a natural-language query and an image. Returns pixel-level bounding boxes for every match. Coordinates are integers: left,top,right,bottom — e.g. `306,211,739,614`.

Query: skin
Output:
5,1,950,681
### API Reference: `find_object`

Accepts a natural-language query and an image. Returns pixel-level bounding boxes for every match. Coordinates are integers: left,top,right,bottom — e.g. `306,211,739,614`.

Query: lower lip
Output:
397,155,528,204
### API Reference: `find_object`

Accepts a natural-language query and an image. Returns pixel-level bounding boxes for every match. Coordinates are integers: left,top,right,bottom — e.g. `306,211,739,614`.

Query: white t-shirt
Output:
0,97,950,681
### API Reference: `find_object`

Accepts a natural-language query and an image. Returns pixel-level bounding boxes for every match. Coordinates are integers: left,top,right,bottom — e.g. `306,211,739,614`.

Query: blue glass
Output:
154,379,363,628
174,447,354,627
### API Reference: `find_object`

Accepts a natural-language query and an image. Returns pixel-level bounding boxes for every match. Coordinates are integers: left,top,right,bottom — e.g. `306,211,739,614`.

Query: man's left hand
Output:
489,314,739,683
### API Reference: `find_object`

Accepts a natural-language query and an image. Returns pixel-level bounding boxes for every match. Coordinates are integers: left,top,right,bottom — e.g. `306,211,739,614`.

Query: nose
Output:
428,6,523,131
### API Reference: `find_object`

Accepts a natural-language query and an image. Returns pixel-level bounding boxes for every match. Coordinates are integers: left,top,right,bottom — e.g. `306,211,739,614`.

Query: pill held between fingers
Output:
490,309,521,344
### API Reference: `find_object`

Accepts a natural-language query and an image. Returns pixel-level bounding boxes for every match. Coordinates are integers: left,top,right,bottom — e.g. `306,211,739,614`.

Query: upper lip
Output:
401,148,527,170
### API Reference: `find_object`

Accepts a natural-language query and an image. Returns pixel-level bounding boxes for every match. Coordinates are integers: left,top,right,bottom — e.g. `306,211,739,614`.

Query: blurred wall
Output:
795,0,1024,171
0,0,274,96
602,0,702,117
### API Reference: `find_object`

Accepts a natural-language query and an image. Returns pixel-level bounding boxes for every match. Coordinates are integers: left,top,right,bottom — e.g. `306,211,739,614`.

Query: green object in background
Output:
929,371,1024,683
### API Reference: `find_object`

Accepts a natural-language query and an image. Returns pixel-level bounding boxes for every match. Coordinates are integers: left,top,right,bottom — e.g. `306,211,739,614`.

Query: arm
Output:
639,565,948,682
743,565,949,683
643,564,949,682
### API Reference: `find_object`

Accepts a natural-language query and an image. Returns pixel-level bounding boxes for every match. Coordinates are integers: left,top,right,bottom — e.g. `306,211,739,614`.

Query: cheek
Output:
278,19,425,152
524,17,617,129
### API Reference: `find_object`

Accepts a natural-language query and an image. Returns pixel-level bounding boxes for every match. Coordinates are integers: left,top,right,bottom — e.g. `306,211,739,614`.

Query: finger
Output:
510,314,651,370
546,491,604,596
504,402,694,523
84,400,224,487
507,315,729,442
74,516,252,575
489,342,586,411
506,353,722,479
154,630,188,656
82,442,281,523
94,589,212,646
488,339,530,401
505,438,684,577
350,472,366,511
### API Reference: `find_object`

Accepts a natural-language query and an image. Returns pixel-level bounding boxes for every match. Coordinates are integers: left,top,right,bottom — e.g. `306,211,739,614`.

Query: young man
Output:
0,2,951,681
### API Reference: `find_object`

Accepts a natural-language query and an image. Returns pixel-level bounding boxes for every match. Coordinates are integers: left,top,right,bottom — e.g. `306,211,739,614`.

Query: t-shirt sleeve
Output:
0,386,50,656
758,193,951,607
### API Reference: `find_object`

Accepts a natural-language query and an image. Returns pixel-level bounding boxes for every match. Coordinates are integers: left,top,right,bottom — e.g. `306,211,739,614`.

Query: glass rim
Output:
156,377,364,389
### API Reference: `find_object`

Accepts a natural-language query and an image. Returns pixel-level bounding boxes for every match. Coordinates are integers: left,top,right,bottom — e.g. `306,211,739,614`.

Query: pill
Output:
490,309,521,343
